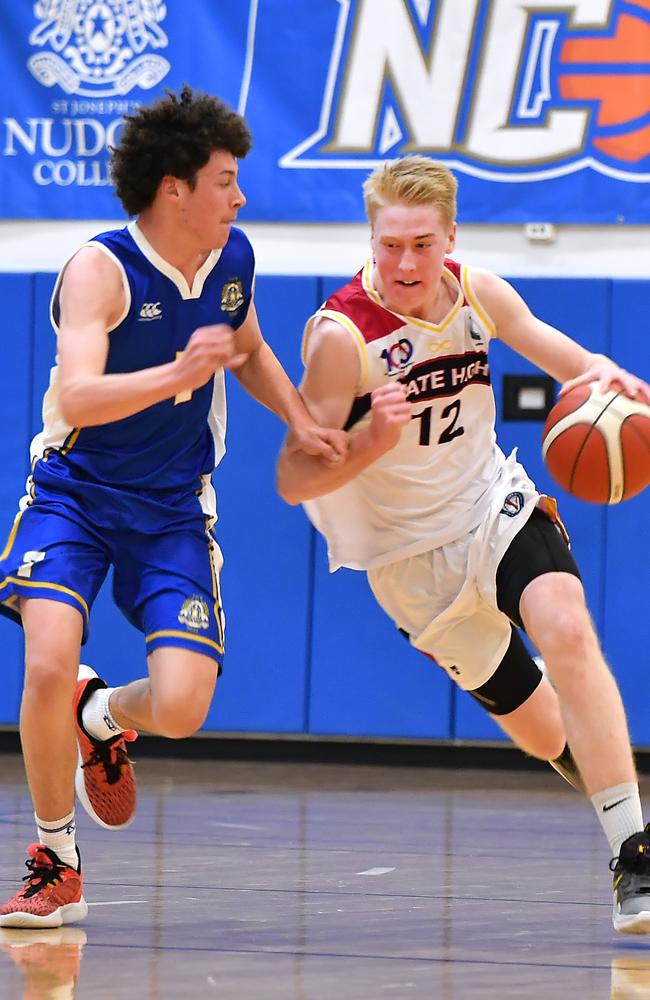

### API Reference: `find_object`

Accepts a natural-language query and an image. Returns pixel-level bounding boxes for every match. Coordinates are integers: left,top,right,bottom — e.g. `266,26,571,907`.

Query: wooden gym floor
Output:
0,753,648,999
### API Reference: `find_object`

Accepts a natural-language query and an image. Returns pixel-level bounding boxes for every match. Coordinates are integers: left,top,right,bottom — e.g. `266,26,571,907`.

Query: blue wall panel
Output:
602,280,650,746
454,277,611,741
309,536,453,738
32,274,57,437
0,275,33,722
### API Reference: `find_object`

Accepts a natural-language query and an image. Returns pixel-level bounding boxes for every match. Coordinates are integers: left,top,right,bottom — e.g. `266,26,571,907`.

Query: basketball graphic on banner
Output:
559,4,650,164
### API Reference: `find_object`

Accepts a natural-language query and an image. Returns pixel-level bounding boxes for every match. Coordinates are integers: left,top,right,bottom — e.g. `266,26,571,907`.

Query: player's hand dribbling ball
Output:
542,384,650,504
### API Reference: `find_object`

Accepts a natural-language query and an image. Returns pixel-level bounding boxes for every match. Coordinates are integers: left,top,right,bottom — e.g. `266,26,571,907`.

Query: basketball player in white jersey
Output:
277,156,650,934
0,87,345,927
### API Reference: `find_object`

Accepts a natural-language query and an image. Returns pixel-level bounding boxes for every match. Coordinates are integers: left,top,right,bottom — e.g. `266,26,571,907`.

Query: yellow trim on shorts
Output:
146,629,224,655
0,577,89,620
460,264,496,337
0,511,24,561
205,527,225,650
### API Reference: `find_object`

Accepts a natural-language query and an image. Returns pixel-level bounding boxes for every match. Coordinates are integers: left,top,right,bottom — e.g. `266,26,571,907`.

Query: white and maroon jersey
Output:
302,258,512,571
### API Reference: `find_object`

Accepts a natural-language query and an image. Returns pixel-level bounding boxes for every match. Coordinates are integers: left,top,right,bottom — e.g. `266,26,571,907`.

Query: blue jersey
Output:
32,221,254,499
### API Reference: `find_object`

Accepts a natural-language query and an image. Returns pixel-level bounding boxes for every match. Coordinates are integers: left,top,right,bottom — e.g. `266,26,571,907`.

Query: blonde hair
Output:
363,156,457,229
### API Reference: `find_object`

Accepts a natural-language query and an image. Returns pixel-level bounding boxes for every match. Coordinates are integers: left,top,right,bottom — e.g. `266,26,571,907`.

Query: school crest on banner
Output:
28,1,170,97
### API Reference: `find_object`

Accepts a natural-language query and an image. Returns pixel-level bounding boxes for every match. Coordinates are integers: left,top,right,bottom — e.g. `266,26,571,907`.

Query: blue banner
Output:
1,1,650,223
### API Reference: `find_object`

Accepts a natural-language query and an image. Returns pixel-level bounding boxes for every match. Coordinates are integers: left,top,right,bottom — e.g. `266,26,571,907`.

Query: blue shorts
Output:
0,484,225,666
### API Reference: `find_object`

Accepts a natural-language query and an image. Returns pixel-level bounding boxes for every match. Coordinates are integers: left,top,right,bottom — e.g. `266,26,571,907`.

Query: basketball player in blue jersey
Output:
277,156,650,935
0,86,346,927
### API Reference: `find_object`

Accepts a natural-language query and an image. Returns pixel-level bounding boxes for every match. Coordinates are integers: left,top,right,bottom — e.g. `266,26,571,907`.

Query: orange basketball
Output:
541,384,650,504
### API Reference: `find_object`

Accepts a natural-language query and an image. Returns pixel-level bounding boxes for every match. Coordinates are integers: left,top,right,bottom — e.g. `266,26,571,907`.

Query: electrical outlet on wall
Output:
524,222,557,243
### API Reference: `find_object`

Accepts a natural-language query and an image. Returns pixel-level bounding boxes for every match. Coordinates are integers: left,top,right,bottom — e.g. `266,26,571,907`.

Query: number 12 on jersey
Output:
412,400,464,446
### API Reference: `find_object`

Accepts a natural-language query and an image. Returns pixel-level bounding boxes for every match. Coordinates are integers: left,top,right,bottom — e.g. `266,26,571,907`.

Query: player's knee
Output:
526,727,567,763
147,654,217,738
152,698,211,739
23,653,76,701
537,607,596,664
508,703,566,761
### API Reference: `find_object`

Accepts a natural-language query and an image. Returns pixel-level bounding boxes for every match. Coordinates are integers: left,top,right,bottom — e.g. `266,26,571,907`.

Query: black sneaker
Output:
611,825,650,934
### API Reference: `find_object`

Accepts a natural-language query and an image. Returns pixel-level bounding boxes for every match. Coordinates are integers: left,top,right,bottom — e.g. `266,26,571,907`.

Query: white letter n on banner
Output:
327,0,480,152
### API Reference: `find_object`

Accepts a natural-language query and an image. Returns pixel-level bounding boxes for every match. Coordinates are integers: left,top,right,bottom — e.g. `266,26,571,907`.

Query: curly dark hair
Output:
110,85,252,215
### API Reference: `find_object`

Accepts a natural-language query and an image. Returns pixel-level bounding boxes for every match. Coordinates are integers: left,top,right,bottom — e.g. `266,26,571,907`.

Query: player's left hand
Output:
290,424,350,466
560,362,650,404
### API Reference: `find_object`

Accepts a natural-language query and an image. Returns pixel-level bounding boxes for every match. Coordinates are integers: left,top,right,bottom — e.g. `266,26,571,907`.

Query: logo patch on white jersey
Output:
380,338,414,376
139,302,162,321
467,316,485,349
501,492,524,517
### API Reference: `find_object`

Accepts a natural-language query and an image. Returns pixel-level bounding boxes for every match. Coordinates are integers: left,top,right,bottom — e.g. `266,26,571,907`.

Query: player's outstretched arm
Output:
473,269,650,403
231,301,347,464
57,248,245,426
276,321,411,505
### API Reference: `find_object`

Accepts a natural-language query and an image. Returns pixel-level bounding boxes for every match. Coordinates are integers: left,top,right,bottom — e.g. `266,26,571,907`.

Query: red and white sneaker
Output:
73,665,137,830
0,845,88,928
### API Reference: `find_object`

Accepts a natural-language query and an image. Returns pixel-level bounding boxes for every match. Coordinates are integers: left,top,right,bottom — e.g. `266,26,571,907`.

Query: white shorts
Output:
367,454,539,691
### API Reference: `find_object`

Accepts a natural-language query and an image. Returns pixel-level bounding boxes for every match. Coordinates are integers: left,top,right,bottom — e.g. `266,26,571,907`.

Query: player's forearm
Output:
235,342,310,429
277,427,386,505
58,363,183,426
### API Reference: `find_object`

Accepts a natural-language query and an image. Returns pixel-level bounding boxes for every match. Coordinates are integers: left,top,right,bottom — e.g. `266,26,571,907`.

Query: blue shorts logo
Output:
178,595,210,631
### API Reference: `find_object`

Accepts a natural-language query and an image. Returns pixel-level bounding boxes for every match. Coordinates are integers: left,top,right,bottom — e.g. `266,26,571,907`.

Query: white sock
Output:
35,810,78,869
591,782,644,857
81,686,126,741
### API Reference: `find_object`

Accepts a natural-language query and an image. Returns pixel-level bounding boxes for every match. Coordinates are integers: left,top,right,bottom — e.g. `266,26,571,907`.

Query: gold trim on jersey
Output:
0,577,89,620
146,629,224,655
35,436,81,472
0,511,24,562
460,264,496,338
60,428,81,456
303,309,369,385
362,259,464,334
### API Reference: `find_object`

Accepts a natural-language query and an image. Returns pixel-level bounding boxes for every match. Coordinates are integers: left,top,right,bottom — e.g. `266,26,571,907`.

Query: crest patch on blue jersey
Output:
221,279,244,313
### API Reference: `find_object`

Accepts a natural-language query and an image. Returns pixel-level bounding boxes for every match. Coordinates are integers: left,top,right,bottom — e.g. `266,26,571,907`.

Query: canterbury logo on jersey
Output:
399,351,490,402
139,302,162,321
